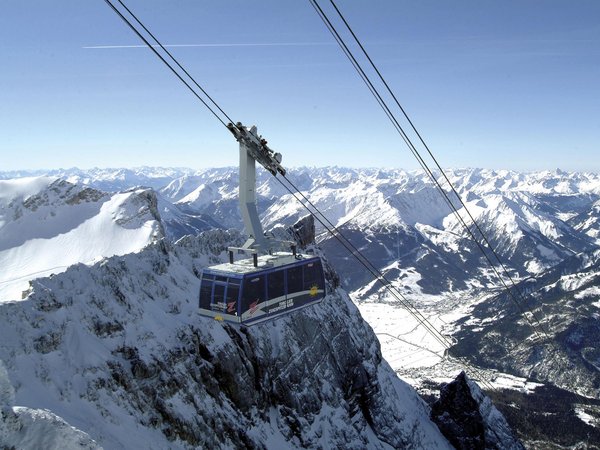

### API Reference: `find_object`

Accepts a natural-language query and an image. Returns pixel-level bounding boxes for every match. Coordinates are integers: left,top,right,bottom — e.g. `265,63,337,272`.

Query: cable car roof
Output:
205,253,321,276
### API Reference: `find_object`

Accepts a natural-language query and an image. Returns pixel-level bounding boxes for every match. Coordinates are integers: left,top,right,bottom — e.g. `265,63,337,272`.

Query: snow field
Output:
0,178,162,301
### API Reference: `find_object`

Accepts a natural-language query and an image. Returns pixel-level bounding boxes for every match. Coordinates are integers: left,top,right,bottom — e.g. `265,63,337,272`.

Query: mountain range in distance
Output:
1,166,599,448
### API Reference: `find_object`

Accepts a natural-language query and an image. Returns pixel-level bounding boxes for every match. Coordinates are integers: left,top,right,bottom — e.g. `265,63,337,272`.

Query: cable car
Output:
199,252,325,325
198,123,326,325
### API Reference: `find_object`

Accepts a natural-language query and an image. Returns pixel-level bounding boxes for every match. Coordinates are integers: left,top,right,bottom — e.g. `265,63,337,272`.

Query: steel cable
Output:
102,0,500,389
309,0,550,342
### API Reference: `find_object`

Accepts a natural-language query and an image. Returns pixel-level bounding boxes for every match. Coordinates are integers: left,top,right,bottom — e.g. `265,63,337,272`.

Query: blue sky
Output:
1,0,598,171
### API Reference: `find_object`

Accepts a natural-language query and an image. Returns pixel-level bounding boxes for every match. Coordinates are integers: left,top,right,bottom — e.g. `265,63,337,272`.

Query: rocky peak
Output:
431,371,524,450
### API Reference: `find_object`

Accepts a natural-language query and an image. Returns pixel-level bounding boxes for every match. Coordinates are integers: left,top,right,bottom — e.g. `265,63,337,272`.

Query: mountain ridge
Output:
2,166,599,447
0,231,455,449
0,177,164,301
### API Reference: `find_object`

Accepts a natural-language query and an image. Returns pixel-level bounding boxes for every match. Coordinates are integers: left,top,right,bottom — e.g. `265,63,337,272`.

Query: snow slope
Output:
0,177,163,301
0,230,452,449
1,360,100,449
5,167,590,446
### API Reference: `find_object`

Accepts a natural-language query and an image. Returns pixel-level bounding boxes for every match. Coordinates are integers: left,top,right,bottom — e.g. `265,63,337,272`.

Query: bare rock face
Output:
431,372,486,449
431,372,524,450
288,214,316,249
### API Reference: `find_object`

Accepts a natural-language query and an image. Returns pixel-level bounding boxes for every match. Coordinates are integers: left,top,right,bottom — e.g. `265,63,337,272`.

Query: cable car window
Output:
267,270,285,300
199,279,213,309
215,275,228,282
225,284,240,314
303,261,323,290
228,277,241,285
213,284,226,310
241,276,264,313
287,266,303,294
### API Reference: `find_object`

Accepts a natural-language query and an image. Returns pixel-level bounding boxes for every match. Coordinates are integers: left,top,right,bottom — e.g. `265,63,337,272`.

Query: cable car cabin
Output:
198,253,326,325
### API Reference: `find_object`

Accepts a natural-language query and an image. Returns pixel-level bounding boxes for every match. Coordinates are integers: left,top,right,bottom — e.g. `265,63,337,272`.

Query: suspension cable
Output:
275,174,497,390
309,0,550,342
102,0,498,389
103,0,230,128
278,175,452,349
112,0,238,126
326,0,550,338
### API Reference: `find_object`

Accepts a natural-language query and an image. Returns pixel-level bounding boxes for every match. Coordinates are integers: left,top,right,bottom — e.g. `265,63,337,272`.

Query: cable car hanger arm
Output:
226,122,285,177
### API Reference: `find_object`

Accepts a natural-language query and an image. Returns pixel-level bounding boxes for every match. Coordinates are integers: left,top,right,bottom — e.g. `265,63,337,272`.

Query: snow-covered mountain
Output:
0,230,458,449
570,198,600,245
449,247,600,446
155,191,222,241
2,166,599,447
0,167,194,193
256,168,599,297
14,167,597,273
3,166,599,328
1,359,100,449
0,177,165,302
161,168,287,231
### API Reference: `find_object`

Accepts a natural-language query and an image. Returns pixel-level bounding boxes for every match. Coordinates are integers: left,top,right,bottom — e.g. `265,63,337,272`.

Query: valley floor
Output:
351,289,600,449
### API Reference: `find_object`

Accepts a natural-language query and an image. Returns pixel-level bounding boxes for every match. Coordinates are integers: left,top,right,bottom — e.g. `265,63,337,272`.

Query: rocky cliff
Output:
0,230,452,449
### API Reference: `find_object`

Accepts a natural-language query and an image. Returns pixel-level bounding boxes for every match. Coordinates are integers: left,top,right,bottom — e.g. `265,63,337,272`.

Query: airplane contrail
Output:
83,42,331,49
